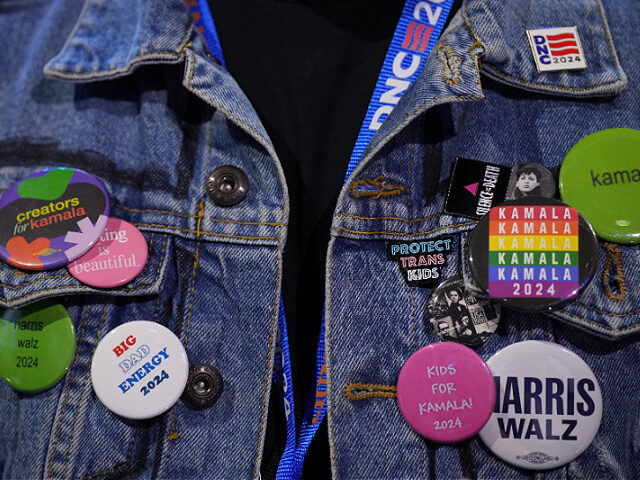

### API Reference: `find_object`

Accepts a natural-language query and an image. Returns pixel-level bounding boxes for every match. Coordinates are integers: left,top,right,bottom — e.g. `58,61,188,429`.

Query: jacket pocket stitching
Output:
461,232,640,324
338,221,477,237
1,234,167,302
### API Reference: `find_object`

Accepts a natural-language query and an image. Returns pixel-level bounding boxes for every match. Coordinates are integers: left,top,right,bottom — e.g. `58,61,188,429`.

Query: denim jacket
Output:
0,0,638,479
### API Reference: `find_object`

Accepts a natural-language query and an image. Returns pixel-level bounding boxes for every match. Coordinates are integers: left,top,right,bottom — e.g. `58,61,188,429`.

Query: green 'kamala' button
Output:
0,301,75,392
559,128,640,244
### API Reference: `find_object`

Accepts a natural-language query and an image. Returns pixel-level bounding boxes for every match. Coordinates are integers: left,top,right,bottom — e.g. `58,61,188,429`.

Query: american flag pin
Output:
526,27,587,73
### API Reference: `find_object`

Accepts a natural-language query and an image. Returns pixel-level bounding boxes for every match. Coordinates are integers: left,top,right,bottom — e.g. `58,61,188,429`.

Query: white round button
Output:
479,341,602,470
91,321,189,419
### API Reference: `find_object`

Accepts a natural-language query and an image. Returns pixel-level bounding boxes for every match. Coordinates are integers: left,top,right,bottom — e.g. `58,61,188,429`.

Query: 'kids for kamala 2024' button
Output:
91,321,189,420
0,168,109,270
397,342,495,443
479,341,602,470
468,196,598,311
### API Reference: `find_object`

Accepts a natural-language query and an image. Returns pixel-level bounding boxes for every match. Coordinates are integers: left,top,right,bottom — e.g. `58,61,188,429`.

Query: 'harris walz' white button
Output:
91,321,189,419
479,341,602,470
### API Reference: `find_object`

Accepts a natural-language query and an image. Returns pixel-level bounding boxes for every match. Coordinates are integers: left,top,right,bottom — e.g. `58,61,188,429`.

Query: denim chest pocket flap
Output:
0,224,170,309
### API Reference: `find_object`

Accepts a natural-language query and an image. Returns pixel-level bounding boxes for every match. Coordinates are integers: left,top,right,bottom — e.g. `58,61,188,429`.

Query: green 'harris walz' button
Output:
560,128,640,244
0,301,75,392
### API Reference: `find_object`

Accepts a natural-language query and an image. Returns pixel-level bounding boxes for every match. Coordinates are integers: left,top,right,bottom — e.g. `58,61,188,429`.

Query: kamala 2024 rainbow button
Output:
91,321,189,419
0,301,75,392
0,168,109,270
397,342,495,443
468,197,598,311
479,341,602,470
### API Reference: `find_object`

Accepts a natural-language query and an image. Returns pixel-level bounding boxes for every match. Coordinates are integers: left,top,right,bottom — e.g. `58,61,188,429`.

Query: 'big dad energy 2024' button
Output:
91,321,188,419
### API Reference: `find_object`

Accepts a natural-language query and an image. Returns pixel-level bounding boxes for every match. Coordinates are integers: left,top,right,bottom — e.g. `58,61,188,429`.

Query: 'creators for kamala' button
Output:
91,321,189,419
0,168,109,270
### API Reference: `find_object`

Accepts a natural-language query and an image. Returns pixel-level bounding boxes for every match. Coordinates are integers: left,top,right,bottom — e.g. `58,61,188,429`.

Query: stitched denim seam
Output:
482,63,622,93
252,213,284,479
47,303,92,479
559,310,640,331
338,221,477,237
161,204,204,479
336,212,441,223
113,204,198,218
133,222,278,241
116,203,285,227
209,218,286,227
184,49,288,229
63,303,109,477
184,50,270,152
327,213,346,478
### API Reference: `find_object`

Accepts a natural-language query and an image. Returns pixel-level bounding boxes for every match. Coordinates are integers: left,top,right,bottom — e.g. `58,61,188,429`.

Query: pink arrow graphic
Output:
464,182,478,195
64,214,109,261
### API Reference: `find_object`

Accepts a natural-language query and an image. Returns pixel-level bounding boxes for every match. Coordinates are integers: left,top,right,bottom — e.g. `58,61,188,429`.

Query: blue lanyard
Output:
187,1,454,478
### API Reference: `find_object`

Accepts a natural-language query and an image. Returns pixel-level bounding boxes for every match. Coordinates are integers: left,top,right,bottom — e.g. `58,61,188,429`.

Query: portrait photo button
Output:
560,128,640,244
206,166,249,207
468,196,599,311
183,363,223,409
479,341,602,470
0,301,75,392
427,275,500,347
505,163,556,200
91,321,189,420
68,217,148,288
397,342,495,443
0,168,110,270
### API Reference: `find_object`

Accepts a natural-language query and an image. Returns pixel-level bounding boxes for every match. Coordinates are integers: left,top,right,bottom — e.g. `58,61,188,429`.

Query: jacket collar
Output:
44,0,627,165
359,0,627,169
44,0,193,82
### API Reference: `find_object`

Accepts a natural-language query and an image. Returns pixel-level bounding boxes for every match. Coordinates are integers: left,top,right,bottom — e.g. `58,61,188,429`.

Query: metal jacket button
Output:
184,363,223,409
206,165,248,206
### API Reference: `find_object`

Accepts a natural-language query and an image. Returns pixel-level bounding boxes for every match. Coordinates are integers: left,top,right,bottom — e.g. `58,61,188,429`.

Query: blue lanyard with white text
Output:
187,1,454,478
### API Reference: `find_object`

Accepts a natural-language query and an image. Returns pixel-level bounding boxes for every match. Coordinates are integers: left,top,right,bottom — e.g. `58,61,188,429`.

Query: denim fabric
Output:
0,1,638,480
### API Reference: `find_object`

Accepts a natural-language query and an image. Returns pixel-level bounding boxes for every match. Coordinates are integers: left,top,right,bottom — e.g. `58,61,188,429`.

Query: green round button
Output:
0,301,75,392
560,128,640,244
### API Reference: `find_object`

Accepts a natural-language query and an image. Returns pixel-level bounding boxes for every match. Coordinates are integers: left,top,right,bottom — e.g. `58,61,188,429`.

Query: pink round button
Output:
67,217,148,288
397,342,496,443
